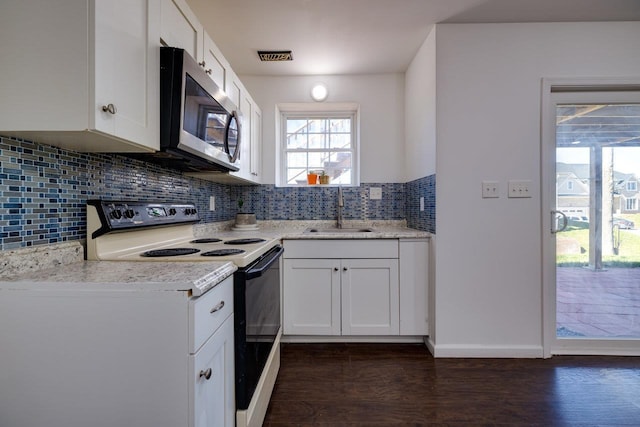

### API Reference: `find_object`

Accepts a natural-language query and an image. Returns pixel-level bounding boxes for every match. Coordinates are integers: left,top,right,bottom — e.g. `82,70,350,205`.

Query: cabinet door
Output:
202,32,228,90
399,240,429,335
283,259,341,335
250,105,262,181
160,0,202,59
190,314,235,427
341,259,399,335
94,0,160,149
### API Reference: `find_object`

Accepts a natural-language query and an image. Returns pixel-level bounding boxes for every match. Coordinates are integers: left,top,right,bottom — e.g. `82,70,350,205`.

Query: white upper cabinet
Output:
0,0,161,153
160,0,202,60
161,0,262,184
161,0,228,92
202,32,228,92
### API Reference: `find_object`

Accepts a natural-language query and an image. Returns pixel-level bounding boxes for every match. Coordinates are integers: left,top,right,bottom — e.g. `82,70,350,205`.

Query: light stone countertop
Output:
196,220,431,240
1,220,430,284
0,260,237,296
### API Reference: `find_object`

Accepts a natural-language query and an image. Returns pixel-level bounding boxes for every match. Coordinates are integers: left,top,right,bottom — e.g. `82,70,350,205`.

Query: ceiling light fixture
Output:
311,83,328,102
257,50,293,62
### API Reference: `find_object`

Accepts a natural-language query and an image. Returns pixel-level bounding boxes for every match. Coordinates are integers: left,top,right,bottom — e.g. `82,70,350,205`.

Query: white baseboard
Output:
431,343,544,358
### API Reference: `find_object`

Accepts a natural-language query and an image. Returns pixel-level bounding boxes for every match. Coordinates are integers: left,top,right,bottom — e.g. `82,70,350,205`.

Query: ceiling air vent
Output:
257,50,293,62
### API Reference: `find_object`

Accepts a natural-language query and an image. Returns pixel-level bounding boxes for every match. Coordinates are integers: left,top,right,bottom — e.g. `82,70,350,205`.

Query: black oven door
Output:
233,245,283,410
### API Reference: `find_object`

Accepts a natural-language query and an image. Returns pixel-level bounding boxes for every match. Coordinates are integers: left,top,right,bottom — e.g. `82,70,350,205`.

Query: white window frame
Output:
626,197,637,211
275,102,360,187
626,181,637,191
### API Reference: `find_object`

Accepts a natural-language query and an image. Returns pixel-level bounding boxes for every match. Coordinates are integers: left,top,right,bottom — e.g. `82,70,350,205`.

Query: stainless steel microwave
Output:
130,47,241,172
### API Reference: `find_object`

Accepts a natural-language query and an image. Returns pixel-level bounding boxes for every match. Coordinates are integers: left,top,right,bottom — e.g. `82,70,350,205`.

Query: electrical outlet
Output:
482,181,499,198
370,187,382,200
209,196,215,211
508,180,532,198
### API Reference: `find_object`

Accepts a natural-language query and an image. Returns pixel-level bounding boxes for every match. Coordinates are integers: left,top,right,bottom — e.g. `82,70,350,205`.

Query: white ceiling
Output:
186,0,640,76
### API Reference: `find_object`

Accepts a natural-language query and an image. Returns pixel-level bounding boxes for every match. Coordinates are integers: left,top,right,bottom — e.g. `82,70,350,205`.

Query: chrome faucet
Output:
337,186,344,229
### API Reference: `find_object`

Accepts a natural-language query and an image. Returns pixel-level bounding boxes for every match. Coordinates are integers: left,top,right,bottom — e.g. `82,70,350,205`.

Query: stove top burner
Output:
191,238,223,244
224,238,266,245
141,248,201,257
201,248,246,257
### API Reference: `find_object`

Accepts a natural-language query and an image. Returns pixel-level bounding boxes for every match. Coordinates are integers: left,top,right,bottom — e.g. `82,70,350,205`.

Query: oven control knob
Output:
168,208,177,216
110,210,122,220
191,208,197,215
123,209,135,219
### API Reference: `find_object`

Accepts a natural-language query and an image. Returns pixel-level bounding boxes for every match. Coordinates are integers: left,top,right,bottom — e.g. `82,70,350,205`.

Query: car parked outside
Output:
613,217,635,229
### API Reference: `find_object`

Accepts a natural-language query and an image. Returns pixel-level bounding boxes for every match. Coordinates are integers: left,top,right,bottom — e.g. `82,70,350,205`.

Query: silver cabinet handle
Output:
210,301,225,314
199,368,212,380
101,104,117,114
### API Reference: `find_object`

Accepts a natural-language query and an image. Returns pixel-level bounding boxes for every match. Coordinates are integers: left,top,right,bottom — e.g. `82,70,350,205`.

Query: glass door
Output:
543,82,640,355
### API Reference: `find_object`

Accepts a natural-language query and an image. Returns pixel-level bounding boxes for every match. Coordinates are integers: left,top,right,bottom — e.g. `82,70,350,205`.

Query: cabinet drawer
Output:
190,275,234,353
284,239,398,259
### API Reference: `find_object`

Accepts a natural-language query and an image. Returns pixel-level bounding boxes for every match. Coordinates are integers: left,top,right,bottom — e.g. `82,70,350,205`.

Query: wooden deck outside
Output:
557,267,640,337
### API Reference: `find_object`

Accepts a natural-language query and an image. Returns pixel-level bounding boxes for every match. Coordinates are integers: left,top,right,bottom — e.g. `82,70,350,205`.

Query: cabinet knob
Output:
199,368,212,380
343,267,348,271
101,104,117,115
198,60,206,67
210,301,225,314
334,267,339,271
205,69,212,75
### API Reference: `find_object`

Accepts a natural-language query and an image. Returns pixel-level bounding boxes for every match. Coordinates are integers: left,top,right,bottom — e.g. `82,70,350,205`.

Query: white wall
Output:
433,22,640,357
405,26,436,180
240,74,406,184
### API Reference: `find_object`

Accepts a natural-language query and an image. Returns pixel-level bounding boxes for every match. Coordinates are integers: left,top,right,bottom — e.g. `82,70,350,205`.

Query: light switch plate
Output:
370,187,382,200
209,196,215,211
420,197,425,211
482,181,499,198
508,180,532,198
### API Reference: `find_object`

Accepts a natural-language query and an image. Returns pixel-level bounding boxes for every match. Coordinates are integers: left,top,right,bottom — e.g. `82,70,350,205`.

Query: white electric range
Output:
86,200,278,267
86,199,282,427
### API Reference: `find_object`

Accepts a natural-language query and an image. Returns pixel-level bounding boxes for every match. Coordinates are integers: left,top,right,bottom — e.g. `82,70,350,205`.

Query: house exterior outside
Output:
557,163,640,219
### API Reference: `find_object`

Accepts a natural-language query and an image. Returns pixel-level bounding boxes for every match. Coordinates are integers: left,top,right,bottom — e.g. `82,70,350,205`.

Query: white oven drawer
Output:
189,275,234,353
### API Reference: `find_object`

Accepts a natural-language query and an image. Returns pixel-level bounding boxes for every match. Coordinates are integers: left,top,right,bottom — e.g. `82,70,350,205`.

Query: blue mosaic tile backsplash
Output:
1,135,435,250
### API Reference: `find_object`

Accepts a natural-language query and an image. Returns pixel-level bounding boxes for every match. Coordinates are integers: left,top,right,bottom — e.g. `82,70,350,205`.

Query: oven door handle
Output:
244,245,284,280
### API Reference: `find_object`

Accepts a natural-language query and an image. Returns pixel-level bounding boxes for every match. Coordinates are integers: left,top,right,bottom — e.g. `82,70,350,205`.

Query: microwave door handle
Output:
225,110,241,163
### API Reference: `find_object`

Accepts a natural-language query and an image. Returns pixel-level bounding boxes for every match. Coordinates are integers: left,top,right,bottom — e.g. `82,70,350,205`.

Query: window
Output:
627,181,637,191
277,103,359,186
626,198,637,211
567,181,574,190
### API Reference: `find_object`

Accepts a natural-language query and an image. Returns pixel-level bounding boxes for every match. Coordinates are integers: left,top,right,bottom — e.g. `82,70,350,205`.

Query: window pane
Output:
329,133,351,149
308,152,327,169
330,118,350,132
287,119,308,134
280,109,357,186
287,133,307,149
307,119,327,133
287,152,307,168
287,168,308,185
308,133,326,149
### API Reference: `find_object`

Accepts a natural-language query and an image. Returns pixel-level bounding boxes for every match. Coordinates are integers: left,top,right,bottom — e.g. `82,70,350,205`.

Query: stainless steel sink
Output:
304,227,374,234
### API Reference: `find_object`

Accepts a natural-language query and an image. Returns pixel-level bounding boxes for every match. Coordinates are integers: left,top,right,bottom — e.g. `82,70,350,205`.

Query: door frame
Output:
541,77,640,358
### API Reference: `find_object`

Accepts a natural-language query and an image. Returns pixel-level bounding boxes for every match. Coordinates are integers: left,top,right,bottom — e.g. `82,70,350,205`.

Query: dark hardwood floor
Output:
263,343,640,426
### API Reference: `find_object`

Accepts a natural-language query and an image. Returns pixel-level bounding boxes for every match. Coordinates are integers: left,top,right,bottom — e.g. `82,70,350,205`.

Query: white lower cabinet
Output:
0,276,235,427
191,313,235,427
283,240,400,336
